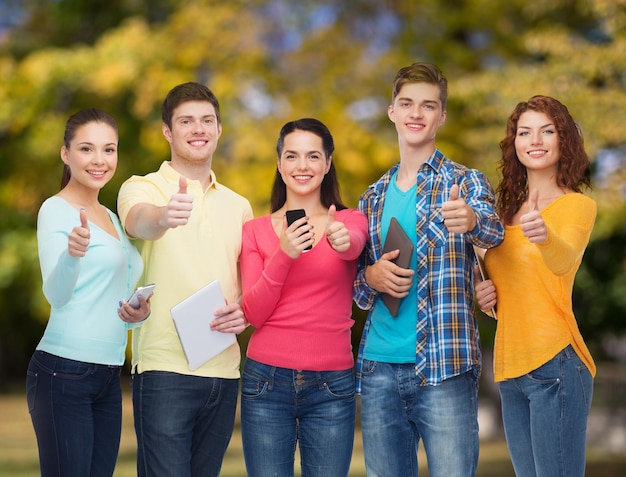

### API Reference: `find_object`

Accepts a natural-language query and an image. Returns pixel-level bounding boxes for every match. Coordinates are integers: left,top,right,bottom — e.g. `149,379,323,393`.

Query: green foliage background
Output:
1,0,626,386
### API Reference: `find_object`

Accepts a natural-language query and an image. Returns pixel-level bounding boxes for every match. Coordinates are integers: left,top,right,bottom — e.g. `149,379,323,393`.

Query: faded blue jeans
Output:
240,358,356,477
360,360,479,477
132,371,239,477
498,345,593,477
26,350,122,477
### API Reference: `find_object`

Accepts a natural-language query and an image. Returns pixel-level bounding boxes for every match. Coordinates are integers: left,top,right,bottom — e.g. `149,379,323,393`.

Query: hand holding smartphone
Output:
285,209,312,251
128,284,156,309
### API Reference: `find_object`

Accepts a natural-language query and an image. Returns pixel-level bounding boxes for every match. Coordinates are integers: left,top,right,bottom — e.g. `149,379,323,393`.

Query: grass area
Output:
2,392,625,476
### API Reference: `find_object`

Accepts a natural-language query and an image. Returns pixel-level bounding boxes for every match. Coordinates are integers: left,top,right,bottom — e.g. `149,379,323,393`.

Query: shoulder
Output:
336,208,367,224
551,193,596,214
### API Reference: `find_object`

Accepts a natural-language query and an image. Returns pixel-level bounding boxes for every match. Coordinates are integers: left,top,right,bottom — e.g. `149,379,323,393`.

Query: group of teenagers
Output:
26,61,596,477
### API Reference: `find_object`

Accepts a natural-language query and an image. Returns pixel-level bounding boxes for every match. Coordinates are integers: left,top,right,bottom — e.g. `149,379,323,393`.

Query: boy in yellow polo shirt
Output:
118,82,253,477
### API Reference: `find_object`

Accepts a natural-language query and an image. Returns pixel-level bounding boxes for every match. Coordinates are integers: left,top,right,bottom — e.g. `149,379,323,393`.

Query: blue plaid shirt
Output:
353,149,504,390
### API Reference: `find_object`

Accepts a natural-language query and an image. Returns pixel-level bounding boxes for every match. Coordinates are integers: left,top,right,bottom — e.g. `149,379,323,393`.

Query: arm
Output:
121,176,193,240
240,220,295,327
532,195,596,276
38,201,83,308
326,208,369,260
459,170,505,249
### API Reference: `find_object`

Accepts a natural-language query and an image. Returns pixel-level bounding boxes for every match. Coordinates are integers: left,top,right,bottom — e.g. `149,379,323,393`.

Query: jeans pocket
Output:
323,371,355,399
241,371,269,399
360,359,377,378
26,369,38,413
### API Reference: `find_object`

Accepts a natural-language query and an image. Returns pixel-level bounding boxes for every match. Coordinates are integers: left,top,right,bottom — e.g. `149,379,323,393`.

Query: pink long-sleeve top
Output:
241,208,368,371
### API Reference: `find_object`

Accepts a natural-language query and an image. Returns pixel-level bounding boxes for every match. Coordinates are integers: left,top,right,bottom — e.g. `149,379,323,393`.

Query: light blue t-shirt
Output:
363,172,418,363
36,196,143,365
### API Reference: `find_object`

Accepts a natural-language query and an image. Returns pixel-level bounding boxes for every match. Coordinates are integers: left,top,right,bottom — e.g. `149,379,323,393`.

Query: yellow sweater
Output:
485,193,596,381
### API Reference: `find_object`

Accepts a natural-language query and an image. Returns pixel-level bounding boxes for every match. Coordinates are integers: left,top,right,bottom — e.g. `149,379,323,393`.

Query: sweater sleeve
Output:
37,199,82,308
536,195,596,276
333,209,369,261
241,219,295,328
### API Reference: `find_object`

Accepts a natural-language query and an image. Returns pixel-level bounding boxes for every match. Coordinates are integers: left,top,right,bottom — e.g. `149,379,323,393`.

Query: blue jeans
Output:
360,360,479,477
240,358,356,477
26,350,122,477
498,345,593,477
132,371,239,477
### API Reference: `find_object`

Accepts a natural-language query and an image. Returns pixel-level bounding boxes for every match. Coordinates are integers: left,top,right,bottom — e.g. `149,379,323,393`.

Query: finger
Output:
178,175,188,195
79,208,89,230
528,188,539,213
449,183,459,201
326,204,336,229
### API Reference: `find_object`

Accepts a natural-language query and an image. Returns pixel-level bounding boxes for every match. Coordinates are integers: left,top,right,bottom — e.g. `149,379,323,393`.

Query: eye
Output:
543,129,555,135
105,147,116,153
517,131,529,136
424,104,434,110
80,146,92,152
309,154,321,161
204,118,214,124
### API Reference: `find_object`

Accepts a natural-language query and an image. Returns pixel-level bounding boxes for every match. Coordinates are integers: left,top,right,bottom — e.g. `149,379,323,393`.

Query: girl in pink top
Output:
240,118,368,477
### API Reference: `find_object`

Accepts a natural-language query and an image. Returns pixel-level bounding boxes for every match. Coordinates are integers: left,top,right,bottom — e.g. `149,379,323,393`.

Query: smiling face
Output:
388,82,447,151
162,100,222,167
60,121,118,191
514,110,560,175
277,129,331,199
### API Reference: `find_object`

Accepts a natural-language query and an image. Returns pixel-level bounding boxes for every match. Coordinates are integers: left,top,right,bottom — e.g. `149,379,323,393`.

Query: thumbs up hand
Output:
162,176,194,228
441,183,477,233
68,208,90,257
325,205,350,252
520,189,547,243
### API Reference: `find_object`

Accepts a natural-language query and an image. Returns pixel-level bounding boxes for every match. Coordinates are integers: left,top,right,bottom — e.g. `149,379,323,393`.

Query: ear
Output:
162,122,173,142
60,145,70,165
387,104,395,124
439,110,447,126
325,156,332,174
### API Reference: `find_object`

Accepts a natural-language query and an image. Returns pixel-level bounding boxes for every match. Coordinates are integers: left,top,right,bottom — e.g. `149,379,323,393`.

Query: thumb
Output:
79,208,89,229
326,204,336,227
528,188,539,213
178,176,188,195
449,183,459,201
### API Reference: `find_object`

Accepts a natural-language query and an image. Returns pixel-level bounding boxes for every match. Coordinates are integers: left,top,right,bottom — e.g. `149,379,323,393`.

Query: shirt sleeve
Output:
460,169,505,249
37,200,82,308
353,197,378,311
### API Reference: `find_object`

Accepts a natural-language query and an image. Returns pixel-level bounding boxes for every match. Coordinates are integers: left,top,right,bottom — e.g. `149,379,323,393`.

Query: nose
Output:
92,151,106,164
530,131,543,145
295,156,308,170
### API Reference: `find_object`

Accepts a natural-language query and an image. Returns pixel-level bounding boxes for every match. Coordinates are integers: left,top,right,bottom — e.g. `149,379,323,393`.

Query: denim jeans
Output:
26,350,122,477
132,371,239,477
360,360,479,477
498,345,593,477
240,358,356,477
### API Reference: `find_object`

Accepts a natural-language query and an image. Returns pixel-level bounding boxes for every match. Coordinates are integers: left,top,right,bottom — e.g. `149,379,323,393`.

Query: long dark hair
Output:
270,118,347,213
497,95,591,224
60,109,118,190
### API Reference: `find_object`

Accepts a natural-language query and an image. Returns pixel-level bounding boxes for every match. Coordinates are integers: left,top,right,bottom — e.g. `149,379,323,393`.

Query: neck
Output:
170,159,214,191
280,195,325,216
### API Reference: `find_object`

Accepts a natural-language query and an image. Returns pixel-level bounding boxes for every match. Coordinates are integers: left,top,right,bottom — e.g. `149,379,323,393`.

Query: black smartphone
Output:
285,209,312,251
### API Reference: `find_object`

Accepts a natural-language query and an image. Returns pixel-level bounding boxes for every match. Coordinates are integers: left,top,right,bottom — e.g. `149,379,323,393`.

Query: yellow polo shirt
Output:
118,161,253,378
485,193,596,382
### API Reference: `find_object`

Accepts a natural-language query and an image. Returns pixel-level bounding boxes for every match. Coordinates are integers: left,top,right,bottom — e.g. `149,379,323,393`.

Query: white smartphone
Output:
128,284,156,309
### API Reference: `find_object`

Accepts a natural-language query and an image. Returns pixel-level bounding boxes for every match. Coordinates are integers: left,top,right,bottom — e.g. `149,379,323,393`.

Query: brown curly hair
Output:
497,95,591,224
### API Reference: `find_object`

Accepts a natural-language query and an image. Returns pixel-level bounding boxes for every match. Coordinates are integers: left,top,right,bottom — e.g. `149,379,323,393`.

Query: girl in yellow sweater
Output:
476,95,595,477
